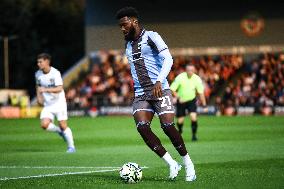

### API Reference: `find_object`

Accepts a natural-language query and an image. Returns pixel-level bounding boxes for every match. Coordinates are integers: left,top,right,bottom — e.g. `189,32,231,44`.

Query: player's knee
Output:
136,121,151,133
177,117,184,123
191,118,197,122
161,122,176,136
41,121,50,130
161,122,175,129
190,113,197,121
177,120,184,125
59,121,67,130
136,121,152,146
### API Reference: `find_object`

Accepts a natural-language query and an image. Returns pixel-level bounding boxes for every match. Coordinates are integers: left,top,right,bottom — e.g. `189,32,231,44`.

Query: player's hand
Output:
153,81,162,98
203,106,209,113
37,99,43,106
38,87,47,93
172,97,178,104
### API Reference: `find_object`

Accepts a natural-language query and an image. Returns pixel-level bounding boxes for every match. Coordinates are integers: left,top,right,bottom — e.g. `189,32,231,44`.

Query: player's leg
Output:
133,97,165,156
40,107,61,133
176,102,186,133
189,112,198,141
159,113,187,156
56,107,75,153
177,117,185,133
160,113,196,181
58,120,75,153
133,97,177,179
134,110,179,180
155,90,187,157
187,99,198,141
134,111,167,156
155,90,196,181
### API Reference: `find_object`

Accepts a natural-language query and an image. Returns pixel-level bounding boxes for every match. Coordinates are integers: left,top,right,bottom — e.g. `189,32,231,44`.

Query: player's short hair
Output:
115,7,139,20
37,53,51,61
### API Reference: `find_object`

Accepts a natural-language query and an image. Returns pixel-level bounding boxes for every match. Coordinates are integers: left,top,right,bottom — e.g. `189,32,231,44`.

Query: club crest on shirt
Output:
48,78,55,87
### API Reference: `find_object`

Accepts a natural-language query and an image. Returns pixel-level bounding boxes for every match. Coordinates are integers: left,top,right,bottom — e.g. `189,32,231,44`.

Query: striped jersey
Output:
125,29,173,98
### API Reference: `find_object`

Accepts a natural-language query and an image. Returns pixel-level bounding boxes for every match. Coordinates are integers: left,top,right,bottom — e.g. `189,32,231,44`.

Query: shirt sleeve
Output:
148,32,173,82
148,32,168,53
54,71,63,86
35,72,40,86
195,76,204,94
156,49,173,82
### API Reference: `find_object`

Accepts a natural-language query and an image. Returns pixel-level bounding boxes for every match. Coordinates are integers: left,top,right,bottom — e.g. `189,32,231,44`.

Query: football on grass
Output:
119,162,142,183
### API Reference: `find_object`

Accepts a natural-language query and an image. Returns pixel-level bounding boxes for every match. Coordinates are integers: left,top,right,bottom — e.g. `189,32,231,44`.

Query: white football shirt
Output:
35,67,66,107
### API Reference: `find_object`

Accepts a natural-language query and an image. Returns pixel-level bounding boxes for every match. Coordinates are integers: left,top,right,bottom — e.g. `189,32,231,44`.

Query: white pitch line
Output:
0,168,119,181
0,166,148,169
0,166,121,169
0,166,149,181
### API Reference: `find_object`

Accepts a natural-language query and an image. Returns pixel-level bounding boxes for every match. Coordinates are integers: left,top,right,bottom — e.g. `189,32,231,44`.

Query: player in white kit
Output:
35,53,75,153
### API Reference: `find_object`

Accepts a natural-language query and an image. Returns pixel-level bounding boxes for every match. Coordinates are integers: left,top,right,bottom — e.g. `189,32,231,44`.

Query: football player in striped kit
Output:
116,7,196,181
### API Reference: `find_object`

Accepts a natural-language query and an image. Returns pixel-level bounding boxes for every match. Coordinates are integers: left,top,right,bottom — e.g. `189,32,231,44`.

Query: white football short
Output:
40,103,68,121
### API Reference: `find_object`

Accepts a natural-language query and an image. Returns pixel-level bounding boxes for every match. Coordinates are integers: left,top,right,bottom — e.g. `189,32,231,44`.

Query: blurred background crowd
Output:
64,51,284,115
0,0,283,117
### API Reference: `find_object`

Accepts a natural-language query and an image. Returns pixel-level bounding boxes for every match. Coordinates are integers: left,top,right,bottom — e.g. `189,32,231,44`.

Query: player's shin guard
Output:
137,121,167,157
161,123,187,156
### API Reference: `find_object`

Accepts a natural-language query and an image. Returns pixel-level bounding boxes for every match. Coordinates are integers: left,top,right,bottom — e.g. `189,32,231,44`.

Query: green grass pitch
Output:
0,116,284,188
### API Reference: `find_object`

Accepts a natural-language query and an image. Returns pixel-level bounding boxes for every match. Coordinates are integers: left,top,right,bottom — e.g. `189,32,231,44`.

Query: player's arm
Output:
198,92,207,107
171,90,178,98
196,76,207,110
35,74,44,105
153,49,173,98
170,77,180,101
38,70,64,94
198,92,208,113
156,49,174,83
36,85,44,105
38,85,63,93
150,32,174,98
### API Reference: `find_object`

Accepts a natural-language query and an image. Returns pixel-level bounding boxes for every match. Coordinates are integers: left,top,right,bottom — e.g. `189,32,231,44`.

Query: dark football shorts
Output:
176,98,197,118
133,89,175,116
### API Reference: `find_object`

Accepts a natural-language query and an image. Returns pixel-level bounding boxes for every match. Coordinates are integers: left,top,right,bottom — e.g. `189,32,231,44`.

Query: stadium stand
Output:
220,53,284,115
65,50,284,116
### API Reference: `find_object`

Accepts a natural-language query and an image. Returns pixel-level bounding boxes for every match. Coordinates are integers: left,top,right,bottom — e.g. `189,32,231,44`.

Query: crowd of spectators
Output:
65,50,244,109
66,50,133,109
217,53,284,115
169,54,243,104
65,50,284,115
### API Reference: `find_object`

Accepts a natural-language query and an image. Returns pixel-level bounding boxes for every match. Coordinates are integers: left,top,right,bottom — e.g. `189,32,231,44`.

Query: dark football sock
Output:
176,122,183,134
191,121,198,135
161,122,188,156
137,121,167,157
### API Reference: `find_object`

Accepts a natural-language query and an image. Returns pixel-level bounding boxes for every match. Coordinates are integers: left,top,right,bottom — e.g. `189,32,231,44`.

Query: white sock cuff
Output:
162,152,175,166
183,153,193,166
